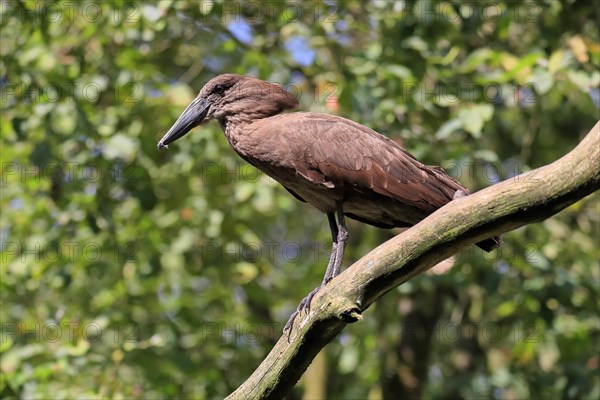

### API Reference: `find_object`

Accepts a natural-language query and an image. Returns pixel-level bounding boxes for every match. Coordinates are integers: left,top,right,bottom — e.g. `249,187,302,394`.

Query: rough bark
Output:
226,122,600,400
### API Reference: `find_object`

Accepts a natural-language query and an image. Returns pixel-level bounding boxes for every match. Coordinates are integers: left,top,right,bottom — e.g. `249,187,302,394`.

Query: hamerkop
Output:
158,74,500,332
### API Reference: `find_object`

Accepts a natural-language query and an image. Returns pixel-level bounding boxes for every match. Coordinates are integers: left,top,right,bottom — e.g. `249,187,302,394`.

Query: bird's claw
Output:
283,285,322,340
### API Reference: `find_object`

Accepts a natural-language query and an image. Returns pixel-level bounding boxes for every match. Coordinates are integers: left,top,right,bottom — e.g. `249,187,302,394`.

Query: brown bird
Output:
158,74,500,332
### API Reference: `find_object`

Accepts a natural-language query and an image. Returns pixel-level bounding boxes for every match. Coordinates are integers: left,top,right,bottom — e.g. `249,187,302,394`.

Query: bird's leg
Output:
283,212,338,336
297,212,340,309
320,212,340,285
329,203,349,280
284,204,350,337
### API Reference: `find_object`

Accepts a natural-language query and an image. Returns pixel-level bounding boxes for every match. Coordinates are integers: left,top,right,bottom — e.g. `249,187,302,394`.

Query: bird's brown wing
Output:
242,111,500,252
248,112,467,212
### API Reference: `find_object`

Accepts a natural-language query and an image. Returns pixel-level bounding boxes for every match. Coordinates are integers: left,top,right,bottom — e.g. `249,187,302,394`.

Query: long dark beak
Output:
158,97,211,149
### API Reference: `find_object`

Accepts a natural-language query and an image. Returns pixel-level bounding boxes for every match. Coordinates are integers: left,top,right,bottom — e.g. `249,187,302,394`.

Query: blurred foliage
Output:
1,0,599,399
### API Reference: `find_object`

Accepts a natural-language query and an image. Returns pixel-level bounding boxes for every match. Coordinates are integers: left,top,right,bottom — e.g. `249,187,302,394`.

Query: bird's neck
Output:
219,112,285,160
219,114,255,152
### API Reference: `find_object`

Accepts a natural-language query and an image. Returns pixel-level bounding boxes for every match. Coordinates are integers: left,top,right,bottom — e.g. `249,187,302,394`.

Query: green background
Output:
1,1,598,398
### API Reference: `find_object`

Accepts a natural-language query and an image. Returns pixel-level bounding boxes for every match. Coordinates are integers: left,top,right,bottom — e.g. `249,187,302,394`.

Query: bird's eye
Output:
213,84,226,95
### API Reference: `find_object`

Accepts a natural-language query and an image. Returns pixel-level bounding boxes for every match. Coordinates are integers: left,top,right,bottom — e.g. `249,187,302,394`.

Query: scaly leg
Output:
283,202,349,336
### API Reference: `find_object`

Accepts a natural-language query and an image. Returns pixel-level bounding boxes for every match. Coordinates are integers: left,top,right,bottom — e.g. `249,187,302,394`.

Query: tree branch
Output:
226,122,600,400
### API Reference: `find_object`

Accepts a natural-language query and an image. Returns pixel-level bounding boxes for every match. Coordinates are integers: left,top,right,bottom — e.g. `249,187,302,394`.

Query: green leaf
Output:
103,134,139,162
457,104,494,138
436,118,462,139
530,69,554,95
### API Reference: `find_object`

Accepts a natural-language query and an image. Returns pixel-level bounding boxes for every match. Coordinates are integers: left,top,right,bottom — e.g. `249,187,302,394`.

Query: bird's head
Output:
158,74,299,149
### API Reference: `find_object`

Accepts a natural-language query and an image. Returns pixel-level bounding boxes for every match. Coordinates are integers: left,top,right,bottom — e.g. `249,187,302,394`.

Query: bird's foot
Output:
282,284,324,340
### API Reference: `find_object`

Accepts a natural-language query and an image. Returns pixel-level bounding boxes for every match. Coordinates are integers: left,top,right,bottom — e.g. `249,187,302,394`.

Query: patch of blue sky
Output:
10,198,23,210
85,183,97,196
284,36,315,67
227,19,253,45
290,70,306,85
589,88,599,108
